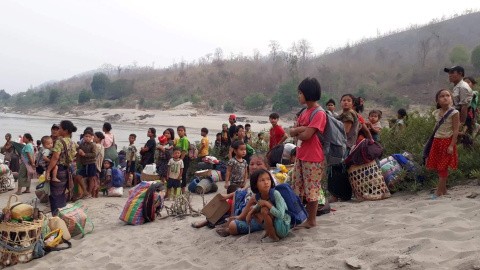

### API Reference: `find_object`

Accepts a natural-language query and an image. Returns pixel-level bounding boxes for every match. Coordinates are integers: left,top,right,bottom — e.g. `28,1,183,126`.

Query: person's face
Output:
163,130,171,139
103,161,111,168
229,118,235,125
43,138,53,149
147,129,153,137
297,90,306,105
83,134,92,143
22,136,29,143
5,135,9,141
369,113,379,124
245,126,251,132
448,71,462,83
341,96,353,110
359,97,364,105
216,135,221,140
464,78,474,89
129,136,136,144
237,128,245,139
437,90,452,107
94,135,101,143
177,128,185,137
201,131,206,137
256,172,272,194
58,125,68,137
51,128,59,137
259,134,264,140
269,117,278,126
173,150,181,159
326,103,335,112
249,157,268,174
235,145,247,158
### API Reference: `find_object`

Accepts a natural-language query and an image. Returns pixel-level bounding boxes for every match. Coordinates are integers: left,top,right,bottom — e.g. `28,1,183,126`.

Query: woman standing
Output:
46,121,77,214
16,133,35,195
2,133,20,172
102,122,119,167
140,128,156,168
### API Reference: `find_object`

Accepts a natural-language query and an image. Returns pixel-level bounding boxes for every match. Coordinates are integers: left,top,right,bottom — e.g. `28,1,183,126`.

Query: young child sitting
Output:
100,159,114,195
41,136,59,182
367,110,382,141
165,147,184,200
247,169,290,242
225,140,248,189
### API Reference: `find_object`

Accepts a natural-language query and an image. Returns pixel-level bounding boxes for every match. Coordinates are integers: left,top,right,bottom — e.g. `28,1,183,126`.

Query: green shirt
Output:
53,138,76,166
176,136,189,152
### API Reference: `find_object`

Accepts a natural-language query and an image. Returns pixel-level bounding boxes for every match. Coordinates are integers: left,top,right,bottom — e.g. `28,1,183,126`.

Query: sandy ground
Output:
1,178,479,270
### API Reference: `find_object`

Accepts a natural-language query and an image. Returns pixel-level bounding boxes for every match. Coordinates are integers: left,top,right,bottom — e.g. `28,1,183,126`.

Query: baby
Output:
41,136,60,182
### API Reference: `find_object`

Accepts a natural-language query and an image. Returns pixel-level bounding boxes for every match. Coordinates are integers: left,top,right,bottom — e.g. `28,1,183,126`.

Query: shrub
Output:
244,93,267,110
103,102,112,108
208,99,216,108
78,89,92,104
223,101,234,112
272,80,298,112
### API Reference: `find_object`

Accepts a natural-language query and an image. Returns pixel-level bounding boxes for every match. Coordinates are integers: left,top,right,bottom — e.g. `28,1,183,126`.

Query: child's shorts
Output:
78,164,97,177
127,161,136,173
167,178,181,189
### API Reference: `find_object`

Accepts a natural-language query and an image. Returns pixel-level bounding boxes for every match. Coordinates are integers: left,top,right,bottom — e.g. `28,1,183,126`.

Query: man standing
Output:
444,66,473,143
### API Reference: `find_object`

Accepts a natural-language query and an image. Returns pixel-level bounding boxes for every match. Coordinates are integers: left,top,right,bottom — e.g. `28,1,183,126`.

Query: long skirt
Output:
49,166,69,214
18,162,34,188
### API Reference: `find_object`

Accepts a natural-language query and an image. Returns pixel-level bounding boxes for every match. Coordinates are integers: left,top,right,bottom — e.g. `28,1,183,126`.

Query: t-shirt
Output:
102,133,116,148
126,144,137,162
338,110,359,149
199,136,209,157
369,122,382,141
53,138,76,167
269,125,285,149
168,158,184,180
227,158,247,186
143,138,156,164
228,124,236,145
433,109,459,138
42,148,52,158
21,143,34,163
296,106,327,162
176,137,189,153
452,80,473,109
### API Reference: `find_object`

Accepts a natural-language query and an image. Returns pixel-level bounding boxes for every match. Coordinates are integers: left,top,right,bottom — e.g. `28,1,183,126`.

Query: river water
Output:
0,113,206,150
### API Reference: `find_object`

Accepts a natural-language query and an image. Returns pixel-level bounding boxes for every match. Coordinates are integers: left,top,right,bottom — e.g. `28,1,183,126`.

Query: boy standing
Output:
199,128,209,161
244,124,252,145
269,113,287,150
166,147,184,200
126,134,137,186
215,133,222,149
75,131,97,197
326,99,338,117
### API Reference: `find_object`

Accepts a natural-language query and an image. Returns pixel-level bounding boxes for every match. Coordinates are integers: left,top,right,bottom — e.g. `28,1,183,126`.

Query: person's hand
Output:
224,182,229,189
78,149,85,156
447,145,454,155
228,216,239,223
246,212,253,226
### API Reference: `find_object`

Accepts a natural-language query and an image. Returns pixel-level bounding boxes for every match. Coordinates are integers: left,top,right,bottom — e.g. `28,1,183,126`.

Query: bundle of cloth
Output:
379,152,421,188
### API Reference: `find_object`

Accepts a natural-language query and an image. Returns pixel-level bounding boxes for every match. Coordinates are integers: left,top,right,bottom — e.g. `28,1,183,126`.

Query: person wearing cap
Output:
51,124,60,144
444,66,473,130
155,134,170,183
228,115,237,145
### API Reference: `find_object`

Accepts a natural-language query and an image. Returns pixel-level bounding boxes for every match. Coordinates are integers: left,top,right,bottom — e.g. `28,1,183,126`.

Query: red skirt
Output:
426,137,457,171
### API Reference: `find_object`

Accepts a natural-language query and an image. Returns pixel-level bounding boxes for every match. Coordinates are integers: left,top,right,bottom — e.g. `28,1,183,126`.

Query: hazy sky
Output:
1,0,479,94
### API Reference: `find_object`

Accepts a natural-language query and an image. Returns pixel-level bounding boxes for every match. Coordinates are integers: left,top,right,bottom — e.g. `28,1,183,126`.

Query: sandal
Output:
316,202,331,216
22,191,31,194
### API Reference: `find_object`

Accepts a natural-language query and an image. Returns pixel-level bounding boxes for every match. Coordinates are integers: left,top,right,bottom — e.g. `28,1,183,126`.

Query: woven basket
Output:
140,173,160,181
194,170,211,178
347,160,391,201
0,212,44,267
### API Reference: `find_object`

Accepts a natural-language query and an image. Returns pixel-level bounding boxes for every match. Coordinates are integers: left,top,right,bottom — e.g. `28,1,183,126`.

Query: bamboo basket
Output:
347,160,391,201
0,210,44,267
194,170,211,178
140,173,160,181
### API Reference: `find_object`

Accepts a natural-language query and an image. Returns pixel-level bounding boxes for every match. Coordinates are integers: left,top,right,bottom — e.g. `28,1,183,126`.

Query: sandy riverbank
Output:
1,179,479,270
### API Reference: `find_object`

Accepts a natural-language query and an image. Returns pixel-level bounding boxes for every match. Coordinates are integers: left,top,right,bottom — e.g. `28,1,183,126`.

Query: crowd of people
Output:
0,65,477,242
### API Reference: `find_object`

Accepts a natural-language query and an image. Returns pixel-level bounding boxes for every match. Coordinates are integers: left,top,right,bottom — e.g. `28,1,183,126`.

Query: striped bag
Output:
119,181,153,225
57,203,94,238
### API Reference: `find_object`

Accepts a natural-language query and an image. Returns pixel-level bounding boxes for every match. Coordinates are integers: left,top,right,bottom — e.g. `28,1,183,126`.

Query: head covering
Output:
158,135,167,144
282,143,296,160
229,114,236,119
222,123,228,127
444,66,465,77
104,158,113,165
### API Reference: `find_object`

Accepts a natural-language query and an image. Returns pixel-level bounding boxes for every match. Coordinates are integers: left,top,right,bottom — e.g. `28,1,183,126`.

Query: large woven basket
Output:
347,160,391,201
194,170,211,179
140,173,160,181
0,210,44,267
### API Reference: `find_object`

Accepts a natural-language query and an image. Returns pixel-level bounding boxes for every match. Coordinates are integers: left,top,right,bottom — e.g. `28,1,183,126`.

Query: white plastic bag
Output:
108,186,123,197
142,164,157,175
7,172,15,190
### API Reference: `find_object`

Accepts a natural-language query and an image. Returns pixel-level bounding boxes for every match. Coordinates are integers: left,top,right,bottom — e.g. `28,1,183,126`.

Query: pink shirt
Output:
296,106,327,162
102,133,115,148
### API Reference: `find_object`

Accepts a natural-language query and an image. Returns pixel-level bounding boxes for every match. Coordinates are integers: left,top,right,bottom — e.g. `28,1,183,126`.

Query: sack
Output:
107,186,124,197
188,142,198,160
2,194,34,220
379,156,403,186
48,216,71,240
111,168,125,187
142,182,164,223
307,107,347,166
345,139,383,166
120,181,162,225
57,203,94,238
267,144,284,167
0,163,10,175
35,182,50,203
256,184,307,227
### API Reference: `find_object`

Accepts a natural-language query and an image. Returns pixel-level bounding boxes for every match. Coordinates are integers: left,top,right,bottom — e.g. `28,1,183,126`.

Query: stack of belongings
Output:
345,139,390,201
119,181,165,225
379,152,422,189
187,156,225,194
140,164,159,181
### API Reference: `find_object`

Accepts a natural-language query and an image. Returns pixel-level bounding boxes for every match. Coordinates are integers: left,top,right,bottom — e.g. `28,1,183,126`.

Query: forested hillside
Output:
3,10,480,114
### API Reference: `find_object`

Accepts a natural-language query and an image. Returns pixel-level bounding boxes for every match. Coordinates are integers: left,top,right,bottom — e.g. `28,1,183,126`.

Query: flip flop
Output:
316,202,331,216
22,191,31,193
429,194,438,200
293,225,312,231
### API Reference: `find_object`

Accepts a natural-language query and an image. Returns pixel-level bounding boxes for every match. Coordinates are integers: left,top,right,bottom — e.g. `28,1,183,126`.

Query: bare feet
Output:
51,177,61,183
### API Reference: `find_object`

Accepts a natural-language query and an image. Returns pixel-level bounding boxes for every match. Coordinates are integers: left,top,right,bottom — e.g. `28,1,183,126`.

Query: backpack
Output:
345,138,383,166
111,168,125,187
35,150,46,174
266,144,284,167
306,107,347,166
255,183,308,227
188,142,198,160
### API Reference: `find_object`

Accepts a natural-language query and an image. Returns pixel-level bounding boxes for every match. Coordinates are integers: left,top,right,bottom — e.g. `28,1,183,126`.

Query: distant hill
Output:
11,11,480,113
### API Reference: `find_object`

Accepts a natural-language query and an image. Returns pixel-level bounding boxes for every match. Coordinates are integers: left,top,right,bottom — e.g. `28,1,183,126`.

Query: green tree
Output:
244,93,267,110
471,45,480,71
449,45,469,65
90,72,110,98
49,89,60,104
78,89,93,104
272,80,299,112
0,89,11,100
104,79,134,100
223,101,234,112
190,93,201,104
